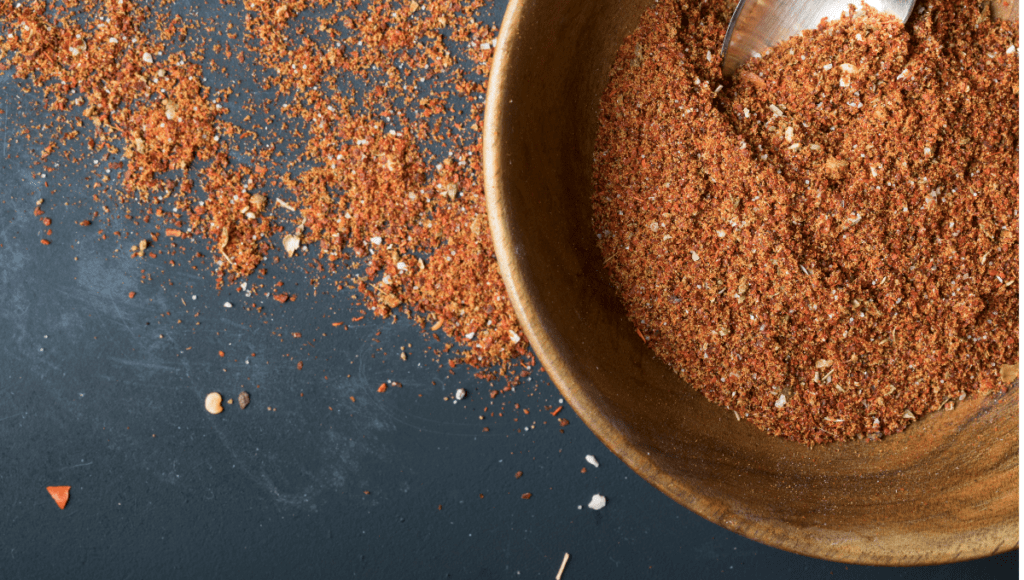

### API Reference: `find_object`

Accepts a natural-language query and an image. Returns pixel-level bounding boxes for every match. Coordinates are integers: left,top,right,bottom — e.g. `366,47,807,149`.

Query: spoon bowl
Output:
722,0,915,77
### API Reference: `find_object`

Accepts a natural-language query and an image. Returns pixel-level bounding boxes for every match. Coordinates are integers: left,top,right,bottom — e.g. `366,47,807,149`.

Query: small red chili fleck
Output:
296,361,304,370
42,217,52,226
331,322,344,327
273,293,289,303
40,239,50,245
79,220,91,226
218,350,225,357
551,406,563,416
377,383,387,393
558,418,570,427
515,471,523,479
521,493,532,500
128,291,136,299
351,316,364,322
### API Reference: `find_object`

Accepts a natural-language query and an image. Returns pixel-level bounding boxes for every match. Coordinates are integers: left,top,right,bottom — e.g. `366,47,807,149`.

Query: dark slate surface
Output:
0,2,1016,577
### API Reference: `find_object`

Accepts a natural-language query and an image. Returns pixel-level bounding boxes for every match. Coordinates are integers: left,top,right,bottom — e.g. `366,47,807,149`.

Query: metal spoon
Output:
722,0,1019,77
721,0,915,77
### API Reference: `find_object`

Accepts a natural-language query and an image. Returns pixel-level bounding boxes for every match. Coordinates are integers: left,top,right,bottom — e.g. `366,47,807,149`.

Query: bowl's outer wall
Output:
483,0,1019,566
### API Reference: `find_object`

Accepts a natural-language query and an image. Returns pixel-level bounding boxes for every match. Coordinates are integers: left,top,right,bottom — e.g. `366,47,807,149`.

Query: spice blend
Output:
592,1,1018,444
0,0,529,376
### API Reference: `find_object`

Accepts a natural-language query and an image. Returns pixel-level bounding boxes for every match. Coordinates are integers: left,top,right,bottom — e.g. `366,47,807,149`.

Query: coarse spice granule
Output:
0,0,530,376
592,1,1018,444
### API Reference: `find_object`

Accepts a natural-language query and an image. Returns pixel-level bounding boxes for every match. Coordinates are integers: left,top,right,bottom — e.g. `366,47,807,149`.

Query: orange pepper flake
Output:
46,486,70,509
521,493,532,500
331,322,344,327
273,293,290,304
165,228,184,237
377,383,387,393
296,361,304,370
128,291,136,299
551,406,563,416
351,316,364,322
40,239,51,245
218,350,225,357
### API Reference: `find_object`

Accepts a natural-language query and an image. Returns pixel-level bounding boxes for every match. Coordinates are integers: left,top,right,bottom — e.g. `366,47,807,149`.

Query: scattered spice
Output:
377,383,387,393
128,291,136,299
46,485,70,510
592,1,1018,444
238,390,250,410
520,492,532,499
0,0,529,376
204,392,224,415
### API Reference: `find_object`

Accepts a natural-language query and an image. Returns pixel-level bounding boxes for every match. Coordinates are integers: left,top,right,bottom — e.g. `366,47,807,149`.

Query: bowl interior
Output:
483,0,1018,565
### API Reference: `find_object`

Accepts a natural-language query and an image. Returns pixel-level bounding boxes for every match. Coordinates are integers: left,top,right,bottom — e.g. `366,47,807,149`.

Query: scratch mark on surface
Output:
60,462,92,470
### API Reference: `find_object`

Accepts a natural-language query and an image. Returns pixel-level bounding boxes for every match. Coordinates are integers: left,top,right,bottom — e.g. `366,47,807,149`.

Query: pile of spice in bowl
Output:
484,0,1016,564
591,0,1018,445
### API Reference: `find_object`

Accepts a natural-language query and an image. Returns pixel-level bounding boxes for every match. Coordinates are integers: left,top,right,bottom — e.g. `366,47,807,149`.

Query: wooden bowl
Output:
482,0,1018,565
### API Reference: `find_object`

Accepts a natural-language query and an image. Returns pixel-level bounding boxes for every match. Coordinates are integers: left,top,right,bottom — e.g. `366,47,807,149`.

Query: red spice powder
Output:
0,0,528,375
592,1,1018,444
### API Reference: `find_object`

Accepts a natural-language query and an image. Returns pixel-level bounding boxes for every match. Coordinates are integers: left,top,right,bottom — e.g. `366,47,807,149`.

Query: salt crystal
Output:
587,494,606,510
585,455,599,468
774,394,787,408
455,388,466,401
223,302,233,308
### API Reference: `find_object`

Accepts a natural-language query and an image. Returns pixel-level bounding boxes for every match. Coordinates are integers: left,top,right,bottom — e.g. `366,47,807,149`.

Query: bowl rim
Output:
482,0,1019,566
